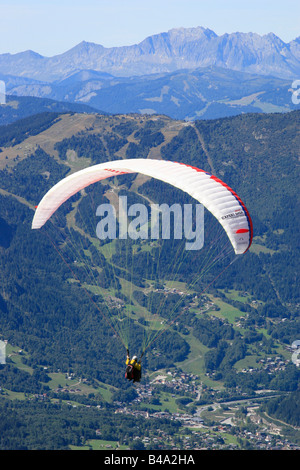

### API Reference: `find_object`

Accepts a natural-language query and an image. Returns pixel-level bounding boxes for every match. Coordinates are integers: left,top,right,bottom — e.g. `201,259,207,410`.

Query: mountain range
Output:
1,26,300,121
1,27,300,80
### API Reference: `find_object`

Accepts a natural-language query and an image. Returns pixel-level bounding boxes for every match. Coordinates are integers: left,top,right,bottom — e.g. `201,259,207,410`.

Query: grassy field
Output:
250,234,276,255
206,294,247,324
5,343,33,375
70,439,128,450
220,289,251,304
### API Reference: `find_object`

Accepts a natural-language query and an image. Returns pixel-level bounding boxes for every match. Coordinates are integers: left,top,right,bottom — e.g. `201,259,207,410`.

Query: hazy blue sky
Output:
1,0,299,56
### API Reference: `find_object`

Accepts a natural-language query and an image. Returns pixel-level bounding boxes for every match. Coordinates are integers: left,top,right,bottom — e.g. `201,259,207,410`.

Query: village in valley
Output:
46,362,298,450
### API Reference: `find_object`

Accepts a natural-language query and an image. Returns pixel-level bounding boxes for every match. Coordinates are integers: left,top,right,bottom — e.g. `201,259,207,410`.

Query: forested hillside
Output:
0,110,299,446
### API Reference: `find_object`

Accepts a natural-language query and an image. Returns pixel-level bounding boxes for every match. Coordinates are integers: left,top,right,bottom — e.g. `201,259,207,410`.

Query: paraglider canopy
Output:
31,157,253,361
32,158,252,254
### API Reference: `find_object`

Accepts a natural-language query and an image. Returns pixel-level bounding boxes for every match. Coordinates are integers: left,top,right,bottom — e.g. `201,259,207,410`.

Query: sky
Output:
0,0,299,56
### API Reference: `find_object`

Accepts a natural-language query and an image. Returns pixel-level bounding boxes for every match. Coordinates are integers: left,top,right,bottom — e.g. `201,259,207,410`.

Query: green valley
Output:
0,110,299,449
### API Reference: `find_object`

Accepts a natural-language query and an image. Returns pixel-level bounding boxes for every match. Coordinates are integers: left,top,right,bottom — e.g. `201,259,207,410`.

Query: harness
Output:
125,352,143,381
